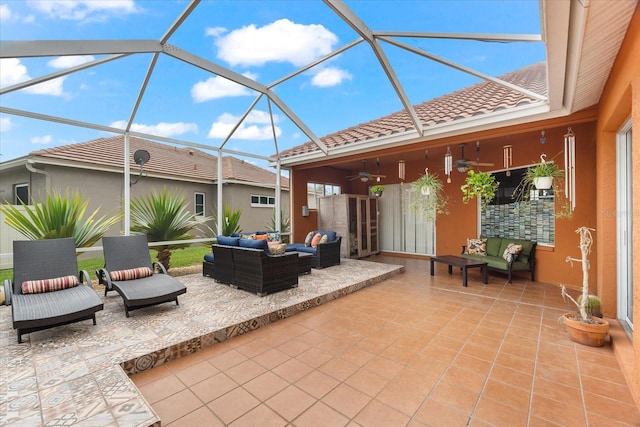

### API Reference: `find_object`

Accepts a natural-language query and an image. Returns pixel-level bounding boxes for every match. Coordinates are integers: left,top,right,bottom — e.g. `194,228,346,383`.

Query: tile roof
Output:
278,62,547,158
30,135,288,187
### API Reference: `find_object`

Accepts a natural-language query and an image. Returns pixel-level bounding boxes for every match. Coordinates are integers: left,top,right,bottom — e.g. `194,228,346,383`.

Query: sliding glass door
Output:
617,121,633,335
378,183,435,255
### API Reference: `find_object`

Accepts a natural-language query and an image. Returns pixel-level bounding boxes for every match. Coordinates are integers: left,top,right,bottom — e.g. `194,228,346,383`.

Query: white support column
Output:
275,160,282,232
217,149,223,236
123,133,131,235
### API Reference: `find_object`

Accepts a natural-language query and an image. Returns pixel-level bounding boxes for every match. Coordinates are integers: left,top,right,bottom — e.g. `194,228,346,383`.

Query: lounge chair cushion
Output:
21,275,79,294
204,253,214,263
109,267,153,281
217,235,240,246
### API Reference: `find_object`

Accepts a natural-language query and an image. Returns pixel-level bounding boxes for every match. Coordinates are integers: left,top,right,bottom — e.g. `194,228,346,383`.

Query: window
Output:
251,195,275,207
307,183,341,209
14,184,29,205
194,192,205,217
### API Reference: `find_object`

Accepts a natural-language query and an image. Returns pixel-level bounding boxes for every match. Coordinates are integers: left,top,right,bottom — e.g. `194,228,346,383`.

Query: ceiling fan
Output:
455,142,495,172
347,159,386,182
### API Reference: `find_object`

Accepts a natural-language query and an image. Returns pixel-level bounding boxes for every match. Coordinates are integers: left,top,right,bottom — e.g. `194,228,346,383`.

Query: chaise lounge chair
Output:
97,235,187,317
4,238,104,343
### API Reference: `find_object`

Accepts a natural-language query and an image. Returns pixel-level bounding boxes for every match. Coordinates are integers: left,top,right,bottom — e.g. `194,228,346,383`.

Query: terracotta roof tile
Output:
31,136,288,187
278,62,547,159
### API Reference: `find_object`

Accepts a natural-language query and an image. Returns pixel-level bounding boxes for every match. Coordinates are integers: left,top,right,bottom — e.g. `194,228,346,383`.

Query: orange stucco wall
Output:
596,4,640,406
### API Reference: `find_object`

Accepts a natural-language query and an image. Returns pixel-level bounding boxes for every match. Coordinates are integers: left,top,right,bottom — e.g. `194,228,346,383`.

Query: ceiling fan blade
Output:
467,161,495,167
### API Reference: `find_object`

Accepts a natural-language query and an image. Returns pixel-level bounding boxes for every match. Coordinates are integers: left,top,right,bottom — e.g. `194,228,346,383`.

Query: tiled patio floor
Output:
132,255,640,427
0,257,402,426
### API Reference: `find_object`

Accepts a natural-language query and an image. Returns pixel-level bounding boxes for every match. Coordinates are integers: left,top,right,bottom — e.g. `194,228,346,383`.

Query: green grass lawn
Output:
0,245,210,283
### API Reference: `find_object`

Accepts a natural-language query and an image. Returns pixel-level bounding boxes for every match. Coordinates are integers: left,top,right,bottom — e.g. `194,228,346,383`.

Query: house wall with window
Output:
220,183,290,233
595,5,640,404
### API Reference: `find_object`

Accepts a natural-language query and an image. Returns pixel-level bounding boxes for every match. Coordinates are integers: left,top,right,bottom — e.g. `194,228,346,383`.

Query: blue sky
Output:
0,0,544,168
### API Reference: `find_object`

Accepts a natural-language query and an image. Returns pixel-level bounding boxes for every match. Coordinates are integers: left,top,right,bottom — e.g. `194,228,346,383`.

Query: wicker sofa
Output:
285,230,342,269
461,236,537,283
210,236,299,296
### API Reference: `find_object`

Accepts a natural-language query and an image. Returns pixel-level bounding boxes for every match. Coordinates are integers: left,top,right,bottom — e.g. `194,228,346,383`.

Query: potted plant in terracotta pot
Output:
369,184,384,197
409,170,448,221
460,169,499,210
560,227,609,347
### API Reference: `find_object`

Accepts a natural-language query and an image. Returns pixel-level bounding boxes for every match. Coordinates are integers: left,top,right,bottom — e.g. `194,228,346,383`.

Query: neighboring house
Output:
0,136,289,264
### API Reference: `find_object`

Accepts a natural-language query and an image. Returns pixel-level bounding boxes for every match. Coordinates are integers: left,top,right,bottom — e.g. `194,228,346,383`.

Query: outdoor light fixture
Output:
456,164,469,173
539,130,547,144
564,127,576,212
444,146,452,183
398,159,405,180
503,145,513,176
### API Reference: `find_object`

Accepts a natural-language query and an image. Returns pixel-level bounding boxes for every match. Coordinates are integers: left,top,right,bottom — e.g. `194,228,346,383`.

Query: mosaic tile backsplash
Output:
481,199,555,244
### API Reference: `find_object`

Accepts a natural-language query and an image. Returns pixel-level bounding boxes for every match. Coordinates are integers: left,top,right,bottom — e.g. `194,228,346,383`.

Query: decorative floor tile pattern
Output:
0,258,402,426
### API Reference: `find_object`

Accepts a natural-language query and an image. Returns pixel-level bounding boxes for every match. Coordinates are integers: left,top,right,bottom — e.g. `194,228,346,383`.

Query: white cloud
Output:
311,67,353,87
31,135,52,144
207,110,281,140
205,26,226,37
0,58,66,96
215,18,338,67
0,116,13,132
109,120,198,137
0,4,12,21
28,0,139,21
191,72,257,102
47,55,96,69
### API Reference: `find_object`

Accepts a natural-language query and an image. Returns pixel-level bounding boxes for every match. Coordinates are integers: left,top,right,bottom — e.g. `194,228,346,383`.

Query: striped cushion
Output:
22,275,79,294
109,267,153,281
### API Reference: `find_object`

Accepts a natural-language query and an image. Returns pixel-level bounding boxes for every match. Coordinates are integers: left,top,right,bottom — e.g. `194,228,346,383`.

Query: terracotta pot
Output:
562,313,610,347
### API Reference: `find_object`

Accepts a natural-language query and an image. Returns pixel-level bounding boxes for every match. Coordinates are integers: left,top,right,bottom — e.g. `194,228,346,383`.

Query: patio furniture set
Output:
202,230,342,295
430,236,537,287
4,235,186,343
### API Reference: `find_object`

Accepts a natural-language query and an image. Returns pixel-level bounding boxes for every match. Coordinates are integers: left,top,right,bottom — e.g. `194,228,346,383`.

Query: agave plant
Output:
0,189,121,249
130,187,211,271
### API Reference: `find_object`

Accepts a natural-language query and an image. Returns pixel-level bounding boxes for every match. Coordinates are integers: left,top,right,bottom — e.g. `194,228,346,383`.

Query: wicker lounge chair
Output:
4,238,104,343
97,235,187,317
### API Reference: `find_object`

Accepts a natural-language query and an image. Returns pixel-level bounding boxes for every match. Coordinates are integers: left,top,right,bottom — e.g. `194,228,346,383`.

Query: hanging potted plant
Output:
512,154,571,218
409,171,448,221
560,227,609,347
460,170,499,210
369,184,384,197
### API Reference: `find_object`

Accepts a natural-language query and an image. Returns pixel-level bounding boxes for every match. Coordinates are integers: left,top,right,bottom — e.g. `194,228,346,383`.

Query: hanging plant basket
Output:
533,176,553,190
409,171,448,221
460,170,499,210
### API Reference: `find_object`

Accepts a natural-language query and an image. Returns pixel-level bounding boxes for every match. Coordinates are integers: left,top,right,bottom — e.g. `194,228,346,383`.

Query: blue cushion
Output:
285,243,306,251
203,253,214,263
291,246,316,255
239,238,269,254
315,230,337,242
217,235,240,246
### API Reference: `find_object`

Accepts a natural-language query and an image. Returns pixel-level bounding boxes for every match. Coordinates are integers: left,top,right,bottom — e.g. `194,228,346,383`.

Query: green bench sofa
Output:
461,236,537,283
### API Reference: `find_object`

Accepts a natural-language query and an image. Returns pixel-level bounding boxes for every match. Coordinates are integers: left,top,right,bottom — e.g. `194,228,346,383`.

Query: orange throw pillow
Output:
255,234,269,241
311,233,323,248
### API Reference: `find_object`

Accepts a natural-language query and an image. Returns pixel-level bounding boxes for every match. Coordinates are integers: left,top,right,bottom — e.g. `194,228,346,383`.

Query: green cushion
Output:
485,237,502,257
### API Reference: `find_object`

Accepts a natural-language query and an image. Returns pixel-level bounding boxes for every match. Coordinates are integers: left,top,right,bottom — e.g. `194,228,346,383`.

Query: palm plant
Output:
265,209,290,243
0,189,120,249
130,187,211,271
211,203,242,236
